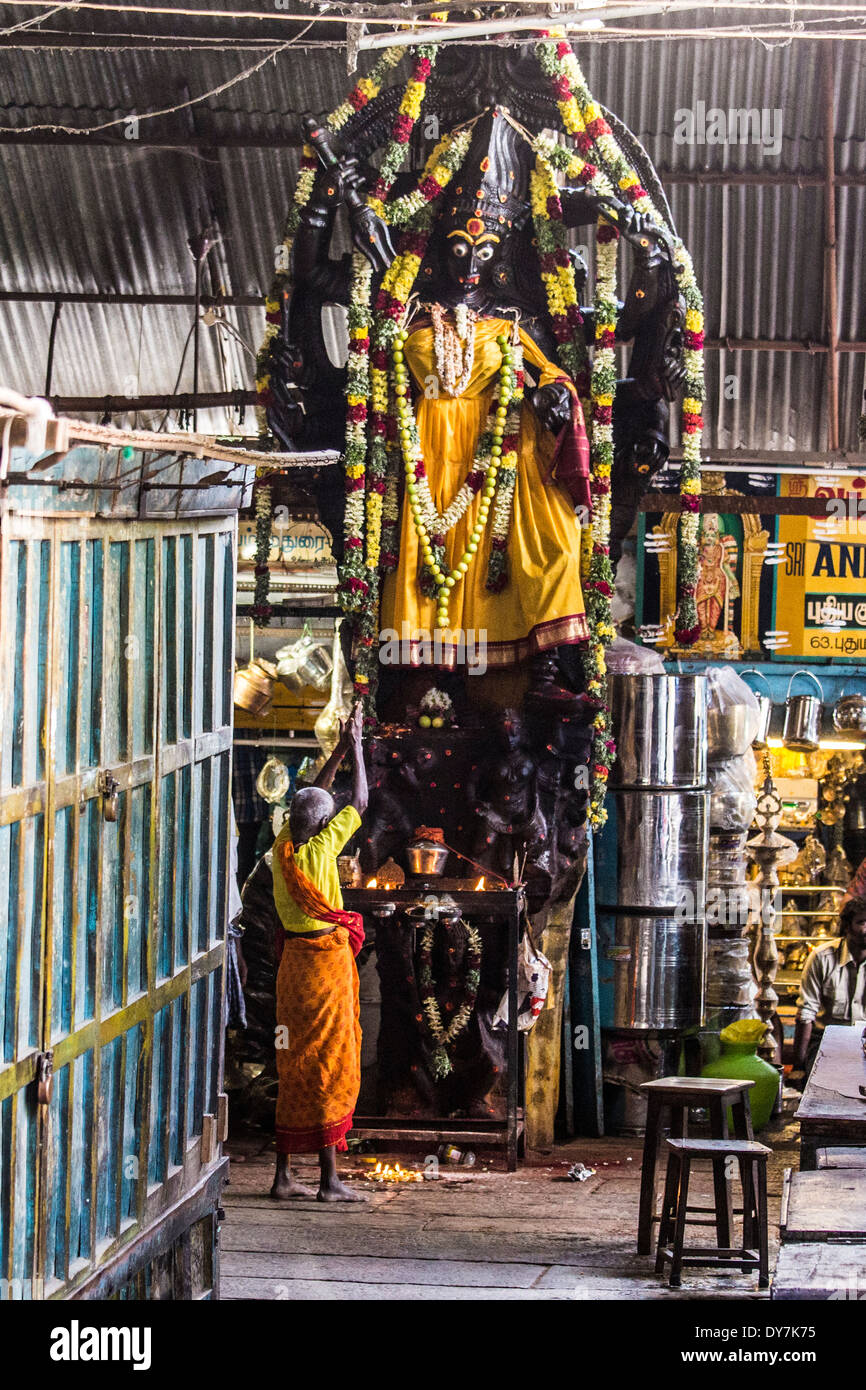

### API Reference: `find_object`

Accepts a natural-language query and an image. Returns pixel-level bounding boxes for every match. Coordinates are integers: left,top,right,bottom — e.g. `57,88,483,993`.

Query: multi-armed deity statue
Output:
257,31,705,838
244,32,707,1123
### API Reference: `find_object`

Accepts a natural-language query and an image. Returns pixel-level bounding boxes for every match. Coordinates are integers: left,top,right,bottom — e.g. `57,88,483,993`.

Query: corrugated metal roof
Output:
0,13,864,448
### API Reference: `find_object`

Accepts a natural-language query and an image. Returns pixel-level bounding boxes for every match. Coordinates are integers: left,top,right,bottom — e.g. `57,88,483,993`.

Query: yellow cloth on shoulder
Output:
379,316,589,666
271,803,361,933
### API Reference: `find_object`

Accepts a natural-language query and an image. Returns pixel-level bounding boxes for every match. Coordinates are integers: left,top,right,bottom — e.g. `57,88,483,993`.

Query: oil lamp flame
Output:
364,1159,423,1183
366,878,377,888
475,876,485,891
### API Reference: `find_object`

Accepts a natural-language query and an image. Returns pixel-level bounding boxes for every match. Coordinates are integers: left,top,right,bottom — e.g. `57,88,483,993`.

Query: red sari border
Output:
276,1113,354,1155
390,613,590,669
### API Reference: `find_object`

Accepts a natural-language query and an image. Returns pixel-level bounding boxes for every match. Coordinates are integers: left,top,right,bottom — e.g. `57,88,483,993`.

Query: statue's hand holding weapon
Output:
302,116,396,275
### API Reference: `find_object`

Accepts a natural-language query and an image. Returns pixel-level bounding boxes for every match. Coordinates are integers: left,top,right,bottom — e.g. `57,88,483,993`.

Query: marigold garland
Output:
394,325,524,623
258,30,704,815
337,41,455,705
535,32,705,649
342,121,471,705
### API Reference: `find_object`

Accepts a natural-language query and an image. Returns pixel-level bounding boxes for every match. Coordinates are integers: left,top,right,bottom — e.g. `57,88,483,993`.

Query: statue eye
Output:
476,245,495,262
451,242,469,258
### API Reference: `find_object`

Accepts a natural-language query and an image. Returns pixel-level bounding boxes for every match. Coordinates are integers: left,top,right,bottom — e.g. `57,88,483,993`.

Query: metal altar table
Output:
342,881,525,1171
795,1025,866,1170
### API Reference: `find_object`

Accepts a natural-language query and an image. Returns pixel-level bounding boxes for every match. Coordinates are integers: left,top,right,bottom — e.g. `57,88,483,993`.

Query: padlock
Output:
36,1051,53,1106
100,772,120,822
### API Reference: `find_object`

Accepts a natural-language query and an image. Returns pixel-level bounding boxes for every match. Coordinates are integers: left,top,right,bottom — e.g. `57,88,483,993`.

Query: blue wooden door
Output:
0,511,235,1298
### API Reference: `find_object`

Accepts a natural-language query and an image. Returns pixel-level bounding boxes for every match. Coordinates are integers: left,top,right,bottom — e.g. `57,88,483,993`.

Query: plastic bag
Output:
492,934,552,1033
610,552,636,627
705,938,757,1007
720,1018,768,1047
605,636,665,675
706,665,761,717
709,748,758,830
706,665,760,760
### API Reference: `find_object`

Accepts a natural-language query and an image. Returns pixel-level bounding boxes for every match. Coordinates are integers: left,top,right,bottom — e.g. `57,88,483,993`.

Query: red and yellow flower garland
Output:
536,33,704,645
337,37,469,704
531,33,705,824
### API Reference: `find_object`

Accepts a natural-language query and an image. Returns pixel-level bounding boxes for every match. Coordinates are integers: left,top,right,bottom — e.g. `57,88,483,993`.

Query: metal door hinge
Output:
36,1051,54,1105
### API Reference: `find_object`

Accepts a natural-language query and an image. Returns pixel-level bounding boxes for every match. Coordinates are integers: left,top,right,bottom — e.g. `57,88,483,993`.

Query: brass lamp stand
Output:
746,757,798,1065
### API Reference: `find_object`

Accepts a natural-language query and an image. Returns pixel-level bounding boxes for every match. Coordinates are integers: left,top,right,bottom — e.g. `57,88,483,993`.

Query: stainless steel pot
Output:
708,704,758,762
597,913,706,1031
741,669,773,748
608,673,707,789
833,682,866,733
595,789,708,911
782,669,824,751
406,831,449,876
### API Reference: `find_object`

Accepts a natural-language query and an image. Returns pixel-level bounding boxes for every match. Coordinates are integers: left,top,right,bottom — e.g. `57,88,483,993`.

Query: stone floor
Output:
220,1114,800,1301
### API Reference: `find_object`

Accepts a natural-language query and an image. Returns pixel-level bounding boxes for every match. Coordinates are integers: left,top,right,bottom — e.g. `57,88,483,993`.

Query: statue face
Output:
443,216,503,293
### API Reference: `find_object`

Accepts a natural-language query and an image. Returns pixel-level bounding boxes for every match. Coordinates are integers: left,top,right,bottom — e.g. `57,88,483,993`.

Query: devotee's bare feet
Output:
270,1172,318,1200
317,1175,368,1203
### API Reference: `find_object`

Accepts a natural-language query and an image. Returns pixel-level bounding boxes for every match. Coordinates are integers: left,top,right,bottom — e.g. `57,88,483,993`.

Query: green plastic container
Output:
701,1027,780,1132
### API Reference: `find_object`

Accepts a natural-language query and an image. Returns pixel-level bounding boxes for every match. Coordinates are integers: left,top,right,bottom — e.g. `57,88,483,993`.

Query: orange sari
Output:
272,807,363,1153
275,930,361,1153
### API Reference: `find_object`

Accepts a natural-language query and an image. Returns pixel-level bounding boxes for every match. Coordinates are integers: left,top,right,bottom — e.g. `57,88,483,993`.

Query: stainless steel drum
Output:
597,914,707,1031
609,673,707,789
594,788,709,911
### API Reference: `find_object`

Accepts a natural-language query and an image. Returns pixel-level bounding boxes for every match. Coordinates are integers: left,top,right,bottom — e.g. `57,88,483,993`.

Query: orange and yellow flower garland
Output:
531,148,616,828
536,32,705,645
339,56,468,704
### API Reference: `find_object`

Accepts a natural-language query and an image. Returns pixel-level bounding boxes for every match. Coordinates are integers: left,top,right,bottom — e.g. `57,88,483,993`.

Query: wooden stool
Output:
655,1137,771,1289
637,1076,755,1255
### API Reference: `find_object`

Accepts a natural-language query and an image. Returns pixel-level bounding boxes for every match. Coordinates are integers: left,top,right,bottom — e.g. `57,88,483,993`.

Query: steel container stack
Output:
596,674,709,1035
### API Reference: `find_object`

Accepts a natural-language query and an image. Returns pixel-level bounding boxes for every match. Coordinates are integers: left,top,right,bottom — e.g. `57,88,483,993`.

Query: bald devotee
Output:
270,702,368,1203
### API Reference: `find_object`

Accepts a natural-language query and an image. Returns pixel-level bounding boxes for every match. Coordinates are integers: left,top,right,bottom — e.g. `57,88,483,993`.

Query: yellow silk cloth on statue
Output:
379,316,589,667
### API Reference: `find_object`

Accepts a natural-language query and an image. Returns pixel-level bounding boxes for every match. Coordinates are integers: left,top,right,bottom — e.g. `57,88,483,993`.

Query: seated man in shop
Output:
270,703,368,1203
790,894,866,1087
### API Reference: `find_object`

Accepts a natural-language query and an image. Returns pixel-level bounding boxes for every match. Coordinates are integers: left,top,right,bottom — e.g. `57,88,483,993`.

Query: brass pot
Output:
233,658,278,717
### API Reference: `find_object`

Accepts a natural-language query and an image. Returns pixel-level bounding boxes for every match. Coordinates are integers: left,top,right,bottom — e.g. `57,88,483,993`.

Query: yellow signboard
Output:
775,470,866,659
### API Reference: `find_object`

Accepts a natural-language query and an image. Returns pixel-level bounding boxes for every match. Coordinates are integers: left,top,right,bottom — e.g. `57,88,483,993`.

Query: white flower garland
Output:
431,302,477,398
419,918,483,1079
